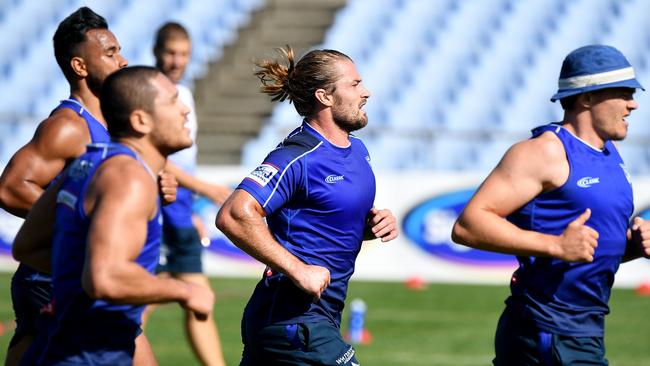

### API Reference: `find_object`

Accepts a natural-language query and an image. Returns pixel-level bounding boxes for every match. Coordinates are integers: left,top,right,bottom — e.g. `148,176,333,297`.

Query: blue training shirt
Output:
507,123,633,337
53,98,110,144
46,142,161,359
238,121,376,329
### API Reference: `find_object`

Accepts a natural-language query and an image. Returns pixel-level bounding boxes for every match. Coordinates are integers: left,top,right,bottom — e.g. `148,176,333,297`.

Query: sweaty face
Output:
149,73,192,156
79,29,128,95
329,60,371,133
589,87,638,142
155,38,191,84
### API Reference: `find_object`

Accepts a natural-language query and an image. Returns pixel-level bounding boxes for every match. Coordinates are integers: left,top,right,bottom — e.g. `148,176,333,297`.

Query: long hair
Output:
254,46,352,117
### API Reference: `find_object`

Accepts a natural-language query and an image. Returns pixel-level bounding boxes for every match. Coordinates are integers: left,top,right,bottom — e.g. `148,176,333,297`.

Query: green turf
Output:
0,273,649,365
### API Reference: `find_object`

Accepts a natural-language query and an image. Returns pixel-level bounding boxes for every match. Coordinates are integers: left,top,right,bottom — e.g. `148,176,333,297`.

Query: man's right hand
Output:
291,264,330,302
556,208,599,262
182,282,215,321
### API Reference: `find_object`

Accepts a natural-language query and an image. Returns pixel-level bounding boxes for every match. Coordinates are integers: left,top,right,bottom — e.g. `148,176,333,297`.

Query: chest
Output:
300,150,376,215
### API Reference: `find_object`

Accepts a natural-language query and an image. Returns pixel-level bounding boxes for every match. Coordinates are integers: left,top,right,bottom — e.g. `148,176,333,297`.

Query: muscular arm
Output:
215,189,330,299
81,158,213,316
164,160,232,205
452,132,599,262
0,111,89,217
11,176,64,272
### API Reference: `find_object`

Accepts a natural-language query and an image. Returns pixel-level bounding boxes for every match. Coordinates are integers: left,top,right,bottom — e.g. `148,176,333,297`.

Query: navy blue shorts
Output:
156,226,203,274
493,305,608,365
240,321,360,366
39,315,140,366
9,263,53,348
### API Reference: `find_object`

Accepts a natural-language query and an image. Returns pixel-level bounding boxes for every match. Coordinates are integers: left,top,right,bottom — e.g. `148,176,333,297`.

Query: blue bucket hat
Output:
551,44,644,102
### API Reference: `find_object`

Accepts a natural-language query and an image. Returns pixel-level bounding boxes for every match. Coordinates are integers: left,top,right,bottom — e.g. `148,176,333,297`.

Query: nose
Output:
181,100,191,116
118,53,128,68
628,98,639,110
361,84,371,98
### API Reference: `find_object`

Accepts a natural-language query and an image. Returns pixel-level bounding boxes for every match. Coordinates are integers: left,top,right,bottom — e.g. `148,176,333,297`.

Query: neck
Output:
306,117,350,147
70,83,106,127
562,111,605,149
117,138,167,176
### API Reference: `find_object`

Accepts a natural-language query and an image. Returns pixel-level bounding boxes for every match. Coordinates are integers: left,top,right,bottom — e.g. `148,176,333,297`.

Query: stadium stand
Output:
1,0,649,173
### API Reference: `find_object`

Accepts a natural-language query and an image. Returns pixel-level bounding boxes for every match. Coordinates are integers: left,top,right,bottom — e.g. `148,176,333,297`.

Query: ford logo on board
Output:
403,188,516,266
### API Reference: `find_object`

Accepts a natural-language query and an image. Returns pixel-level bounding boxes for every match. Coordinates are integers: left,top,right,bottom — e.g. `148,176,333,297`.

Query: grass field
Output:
0,273,649,365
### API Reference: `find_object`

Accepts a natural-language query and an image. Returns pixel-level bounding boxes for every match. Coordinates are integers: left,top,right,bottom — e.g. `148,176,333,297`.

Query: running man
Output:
452,44,650,365
217,46,398,365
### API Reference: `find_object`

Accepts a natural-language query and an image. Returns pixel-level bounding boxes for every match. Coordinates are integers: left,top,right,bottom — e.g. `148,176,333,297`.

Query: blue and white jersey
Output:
162,84,197,228
50,142,162,331
238,121,376,328
507,123,633,337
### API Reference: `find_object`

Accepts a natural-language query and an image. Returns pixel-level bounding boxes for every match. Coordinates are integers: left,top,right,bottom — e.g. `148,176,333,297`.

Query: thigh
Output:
302,322,359,366
241,322,359,366
553,335,608,366
158,226,203,274
493,306,544,366
10,265,53,347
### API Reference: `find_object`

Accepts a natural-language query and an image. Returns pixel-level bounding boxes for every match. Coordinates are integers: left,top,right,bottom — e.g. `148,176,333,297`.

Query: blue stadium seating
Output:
0,0,262,164
245,0,650,173
1,0,650,173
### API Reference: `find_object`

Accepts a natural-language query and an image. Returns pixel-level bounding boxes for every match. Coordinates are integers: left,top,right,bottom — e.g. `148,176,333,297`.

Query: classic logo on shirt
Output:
325,174,344,184
247,163,279,187
577,176,600,188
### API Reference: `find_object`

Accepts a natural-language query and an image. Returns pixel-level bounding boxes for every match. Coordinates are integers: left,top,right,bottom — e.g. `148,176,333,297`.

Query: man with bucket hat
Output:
452,44,650,365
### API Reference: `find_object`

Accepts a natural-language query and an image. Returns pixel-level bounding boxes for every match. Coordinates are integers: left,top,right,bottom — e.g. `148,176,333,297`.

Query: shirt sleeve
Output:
237,147,304,215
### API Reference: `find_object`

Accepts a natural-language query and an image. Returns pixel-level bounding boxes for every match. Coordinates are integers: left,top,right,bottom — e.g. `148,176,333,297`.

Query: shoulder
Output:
32,109,90,152
265,128,323,165
498,130,567,187
349,134,370,155
94,155,156,196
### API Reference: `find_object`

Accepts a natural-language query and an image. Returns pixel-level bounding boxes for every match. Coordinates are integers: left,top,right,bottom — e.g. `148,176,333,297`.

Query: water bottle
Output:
348,298,367,344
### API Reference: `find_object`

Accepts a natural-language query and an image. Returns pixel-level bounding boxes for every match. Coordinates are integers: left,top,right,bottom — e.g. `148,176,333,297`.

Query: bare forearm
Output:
217,211,303,278
0,180,43,217
452,208,558,257
83,263,190,305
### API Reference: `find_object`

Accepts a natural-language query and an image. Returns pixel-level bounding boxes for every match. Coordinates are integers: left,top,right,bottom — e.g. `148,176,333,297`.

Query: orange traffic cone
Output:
635,281,650,296
405,275,427,290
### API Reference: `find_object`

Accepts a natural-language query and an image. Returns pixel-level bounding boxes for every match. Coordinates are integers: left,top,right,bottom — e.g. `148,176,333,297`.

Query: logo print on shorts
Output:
577,176,600,188
325,174,344,184
246,163,279,187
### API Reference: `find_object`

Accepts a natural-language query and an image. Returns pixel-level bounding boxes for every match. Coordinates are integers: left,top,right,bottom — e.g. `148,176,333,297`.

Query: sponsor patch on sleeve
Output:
246,163,279,187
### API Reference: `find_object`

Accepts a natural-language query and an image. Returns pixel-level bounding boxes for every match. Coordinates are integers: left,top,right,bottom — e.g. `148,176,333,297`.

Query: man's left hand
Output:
364,208,399,242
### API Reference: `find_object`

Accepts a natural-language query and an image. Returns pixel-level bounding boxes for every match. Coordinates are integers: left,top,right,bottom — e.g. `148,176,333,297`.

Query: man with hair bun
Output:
217,46,399,365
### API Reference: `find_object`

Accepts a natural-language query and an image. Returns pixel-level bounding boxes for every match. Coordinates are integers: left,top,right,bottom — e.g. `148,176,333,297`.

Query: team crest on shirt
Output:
620,163,632,184
68,159,93,181
246,163,279,187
